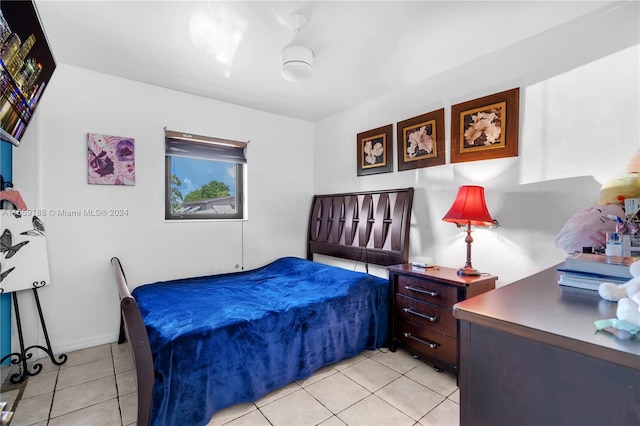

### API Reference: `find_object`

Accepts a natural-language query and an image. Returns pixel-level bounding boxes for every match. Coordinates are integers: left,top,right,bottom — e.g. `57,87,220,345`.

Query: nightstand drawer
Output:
396,275,458,307
388,264,497,376
395,321,457,366
395,294,456,337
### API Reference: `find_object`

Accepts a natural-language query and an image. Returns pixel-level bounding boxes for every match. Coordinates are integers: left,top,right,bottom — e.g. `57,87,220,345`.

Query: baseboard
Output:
50,331,120,358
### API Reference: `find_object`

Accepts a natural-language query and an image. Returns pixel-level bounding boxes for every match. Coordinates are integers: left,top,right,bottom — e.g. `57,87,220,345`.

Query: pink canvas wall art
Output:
88,133,135,185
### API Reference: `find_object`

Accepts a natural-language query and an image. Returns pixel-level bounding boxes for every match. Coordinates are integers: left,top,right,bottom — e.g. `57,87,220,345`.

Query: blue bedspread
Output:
132,257,389,426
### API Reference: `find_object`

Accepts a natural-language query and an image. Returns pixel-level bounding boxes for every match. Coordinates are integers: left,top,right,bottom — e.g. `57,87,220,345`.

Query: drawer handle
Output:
404,285,439,297
402,307,438,322
403,333,438,349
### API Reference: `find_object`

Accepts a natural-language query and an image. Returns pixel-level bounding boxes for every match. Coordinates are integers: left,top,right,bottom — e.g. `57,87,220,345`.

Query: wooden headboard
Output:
307,187,414,266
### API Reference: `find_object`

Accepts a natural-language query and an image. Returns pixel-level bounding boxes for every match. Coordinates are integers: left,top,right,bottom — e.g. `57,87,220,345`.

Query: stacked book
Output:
558,253,637,291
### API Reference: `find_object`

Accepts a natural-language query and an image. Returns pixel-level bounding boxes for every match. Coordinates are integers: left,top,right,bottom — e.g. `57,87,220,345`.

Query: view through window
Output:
165,130,246,220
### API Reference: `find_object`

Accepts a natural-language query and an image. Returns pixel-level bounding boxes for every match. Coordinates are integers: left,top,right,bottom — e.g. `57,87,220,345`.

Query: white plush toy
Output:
598,260,640,327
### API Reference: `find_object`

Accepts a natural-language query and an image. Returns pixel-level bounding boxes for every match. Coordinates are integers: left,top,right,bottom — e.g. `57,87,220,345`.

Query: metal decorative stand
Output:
0,282,67,384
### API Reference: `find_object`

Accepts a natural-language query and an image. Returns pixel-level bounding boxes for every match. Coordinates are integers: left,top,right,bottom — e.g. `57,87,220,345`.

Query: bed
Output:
112,187,414,426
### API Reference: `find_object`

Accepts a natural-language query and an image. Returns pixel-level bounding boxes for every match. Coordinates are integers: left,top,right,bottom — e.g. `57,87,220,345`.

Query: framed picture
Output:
356,124,393,176
87,133,135,185
450,87,520,163
396,108,445,171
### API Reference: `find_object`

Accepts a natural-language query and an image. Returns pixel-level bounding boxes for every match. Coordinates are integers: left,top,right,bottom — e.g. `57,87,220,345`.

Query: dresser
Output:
453,265,640,426
387,264,497,374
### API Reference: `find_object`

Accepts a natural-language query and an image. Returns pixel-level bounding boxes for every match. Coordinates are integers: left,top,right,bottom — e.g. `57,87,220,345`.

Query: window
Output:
165,130,247,220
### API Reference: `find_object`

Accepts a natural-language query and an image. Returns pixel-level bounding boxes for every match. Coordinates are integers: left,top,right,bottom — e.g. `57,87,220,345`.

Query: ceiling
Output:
35,1,615,122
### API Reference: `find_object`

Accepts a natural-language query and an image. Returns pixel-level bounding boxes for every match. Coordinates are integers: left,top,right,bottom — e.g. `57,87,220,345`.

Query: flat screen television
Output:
0,0,55,146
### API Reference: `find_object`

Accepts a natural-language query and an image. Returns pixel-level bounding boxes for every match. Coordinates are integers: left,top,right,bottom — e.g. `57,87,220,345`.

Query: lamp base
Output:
457,266,481,276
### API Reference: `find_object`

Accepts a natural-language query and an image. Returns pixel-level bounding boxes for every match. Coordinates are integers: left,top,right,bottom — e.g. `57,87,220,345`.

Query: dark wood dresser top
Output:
453,264,640,370
388,264,498,288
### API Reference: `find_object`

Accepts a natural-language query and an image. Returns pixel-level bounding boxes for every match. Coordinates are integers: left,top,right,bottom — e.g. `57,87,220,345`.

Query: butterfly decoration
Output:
0,205,23,218
0,229,29,259
0,215,51,293
20,216,45,237
0,262,15,284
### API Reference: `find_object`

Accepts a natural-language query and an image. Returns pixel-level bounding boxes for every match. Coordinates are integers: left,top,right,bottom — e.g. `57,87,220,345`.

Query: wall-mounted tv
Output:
0,0,56,146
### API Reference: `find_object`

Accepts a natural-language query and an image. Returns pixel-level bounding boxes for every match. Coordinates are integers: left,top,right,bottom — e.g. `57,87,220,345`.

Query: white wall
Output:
13,65,314,353
313,2,639,285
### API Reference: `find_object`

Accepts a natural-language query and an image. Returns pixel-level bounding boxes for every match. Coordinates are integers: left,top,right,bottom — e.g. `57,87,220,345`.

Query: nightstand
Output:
387,264,497,375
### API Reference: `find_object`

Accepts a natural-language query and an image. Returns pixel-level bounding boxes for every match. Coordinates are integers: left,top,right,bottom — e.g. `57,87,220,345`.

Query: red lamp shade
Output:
442,185,494,227
443,185,495,276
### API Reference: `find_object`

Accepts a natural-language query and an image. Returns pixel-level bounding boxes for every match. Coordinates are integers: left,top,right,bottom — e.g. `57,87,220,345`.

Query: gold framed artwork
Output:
356,124,393,176
450,88,520,163
396,108,445,171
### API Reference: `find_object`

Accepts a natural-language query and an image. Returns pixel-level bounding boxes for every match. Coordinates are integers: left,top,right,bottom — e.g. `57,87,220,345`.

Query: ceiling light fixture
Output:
281,45,313,82
281,13,313,83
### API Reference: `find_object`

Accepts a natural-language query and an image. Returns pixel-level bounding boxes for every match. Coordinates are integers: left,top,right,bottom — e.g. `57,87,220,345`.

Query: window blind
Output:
165,130,247,163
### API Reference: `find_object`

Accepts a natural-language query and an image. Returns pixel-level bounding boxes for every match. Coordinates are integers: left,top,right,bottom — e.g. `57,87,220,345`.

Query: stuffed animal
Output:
555,204,625,253
598,260,640,327
597,149,640,205
556,149,640,254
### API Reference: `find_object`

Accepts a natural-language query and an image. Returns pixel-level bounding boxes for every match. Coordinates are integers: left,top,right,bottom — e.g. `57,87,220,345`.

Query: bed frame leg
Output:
118,315,126,344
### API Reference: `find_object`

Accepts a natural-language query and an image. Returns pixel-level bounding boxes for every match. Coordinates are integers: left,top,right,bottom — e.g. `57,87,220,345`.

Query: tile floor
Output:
1,343,459,426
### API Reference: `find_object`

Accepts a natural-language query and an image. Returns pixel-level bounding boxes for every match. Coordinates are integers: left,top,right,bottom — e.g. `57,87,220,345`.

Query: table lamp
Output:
442,185,496,276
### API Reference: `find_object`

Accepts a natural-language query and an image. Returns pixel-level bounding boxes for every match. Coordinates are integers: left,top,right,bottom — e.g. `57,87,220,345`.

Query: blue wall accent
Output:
0,140,12,364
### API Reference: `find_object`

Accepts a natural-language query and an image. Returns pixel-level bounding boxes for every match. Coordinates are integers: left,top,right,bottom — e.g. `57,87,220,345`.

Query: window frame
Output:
164,130,247,221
